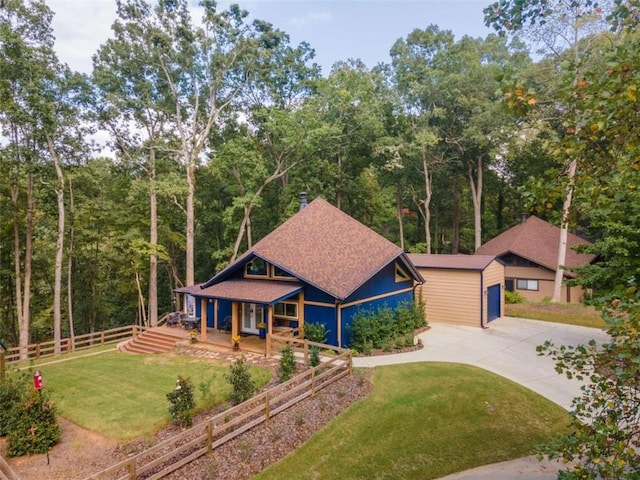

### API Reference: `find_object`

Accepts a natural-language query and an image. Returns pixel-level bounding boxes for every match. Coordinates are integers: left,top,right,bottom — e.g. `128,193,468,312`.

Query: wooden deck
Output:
154,325,267,355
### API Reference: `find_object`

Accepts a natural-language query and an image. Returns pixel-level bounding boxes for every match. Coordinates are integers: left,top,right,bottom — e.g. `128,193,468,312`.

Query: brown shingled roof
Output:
250,198,407,299
408,254,499,271
207,198,419,300
475,216,596,277
199,280,303,304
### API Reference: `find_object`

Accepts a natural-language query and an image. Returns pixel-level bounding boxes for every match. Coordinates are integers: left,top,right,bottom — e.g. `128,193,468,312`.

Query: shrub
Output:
349,302,426,352
278,345,296,382
309,346,321,367
304,322,328,344
6,391,60,457
0,370,30,437
505,290,526,304
166,375,195,427
224,357,256,405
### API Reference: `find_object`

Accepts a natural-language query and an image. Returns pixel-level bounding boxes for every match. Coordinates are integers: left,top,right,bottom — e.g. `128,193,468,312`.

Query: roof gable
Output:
205,198,419,299
475,216,596,276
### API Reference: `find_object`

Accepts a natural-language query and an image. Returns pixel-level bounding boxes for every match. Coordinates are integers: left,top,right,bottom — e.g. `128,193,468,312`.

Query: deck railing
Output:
88,340,352,480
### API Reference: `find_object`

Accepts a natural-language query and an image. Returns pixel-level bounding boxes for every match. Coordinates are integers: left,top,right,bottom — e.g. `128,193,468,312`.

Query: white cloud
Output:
288,11,332,28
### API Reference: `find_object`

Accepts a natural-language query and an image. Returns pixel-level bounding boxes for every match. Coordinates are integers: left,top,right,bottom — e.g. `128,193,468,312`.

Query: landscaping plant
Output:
278,345,296,382
1,369,60,457
225,357,256,405
166,375,196,427
304,323,328,368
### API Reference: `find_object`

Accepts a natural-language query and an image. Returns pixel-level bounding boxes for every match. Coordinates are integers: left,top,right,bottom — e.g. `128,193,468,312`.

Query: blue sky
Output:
47,0,494,75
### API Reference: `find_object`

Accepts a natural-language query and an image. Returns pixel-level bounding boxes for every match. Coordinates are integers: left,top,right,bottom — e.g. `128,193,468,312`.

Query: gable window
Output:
272,265,295,279
395,263,410,282
516,279,539,291
245,258,268,277
274,301,298,318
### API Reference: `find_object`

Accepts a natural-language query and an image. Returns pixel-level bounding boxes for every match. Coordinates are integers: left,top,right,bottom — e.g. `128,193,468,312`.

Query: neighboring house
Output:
409,254,505,327
475,216,596,303
176,196,424,348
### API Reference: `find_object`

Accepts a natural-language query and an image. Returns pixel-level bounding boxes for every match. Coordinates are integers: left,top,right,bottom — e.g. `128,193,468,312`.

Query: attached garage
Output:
408,254,505,327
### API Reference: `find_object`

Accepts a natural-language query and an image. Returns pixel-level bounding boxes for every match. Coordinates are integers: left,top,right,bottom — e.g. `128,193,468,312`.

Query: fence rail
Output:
2,325,145,365
87,340,352,480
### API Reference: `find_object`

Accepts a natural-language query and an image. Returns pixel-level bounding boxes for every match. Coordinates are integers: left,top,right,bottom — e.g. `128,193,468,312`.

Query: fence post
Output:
127,458,136,480
206,422,213,454
311,368,316,397
303,341,308,366
266,334,271,358
35,343,40,359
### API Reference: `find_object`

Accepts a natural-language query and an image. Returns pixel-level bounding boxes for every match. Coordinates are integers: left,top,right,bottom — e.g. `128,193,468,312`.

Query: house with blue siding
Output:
175,195,423,349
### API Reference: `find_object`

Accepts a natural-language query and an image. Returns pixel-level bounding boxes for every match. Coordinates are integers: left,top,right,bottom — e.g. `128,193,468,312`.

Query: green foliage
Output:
278,345,296,382
166,375,196,427
537,288,640,478
1,370,61,458
303,322,328,344
224,357,256,405
349,302,426,353
504,290,526,304
309,346,321,368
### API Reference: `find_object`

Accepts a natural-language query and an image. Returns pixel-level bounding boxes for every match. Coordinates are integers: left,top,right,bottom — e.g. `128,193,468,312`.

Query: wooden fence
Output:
1,325,145,365
88,337,352,480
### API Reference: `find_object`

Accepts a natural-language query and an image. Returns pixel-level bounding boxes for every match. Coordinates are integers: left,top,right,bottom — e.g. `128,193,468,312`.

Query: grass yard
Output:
506,302,606,328
40,350,271,441
255,363,571,480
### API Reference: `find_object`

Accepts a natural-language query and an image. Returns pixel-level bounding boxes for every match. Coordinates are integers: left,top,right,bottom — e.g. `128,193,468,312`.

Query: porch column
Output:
297,291,305,335
266,305,274,357
337,303,342,348
231,302,239,344
200,298,208,341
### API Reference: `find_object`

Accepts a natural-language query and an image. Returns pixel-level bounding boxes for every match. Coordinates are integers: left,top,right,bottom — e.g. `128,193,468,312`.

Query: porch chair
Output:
219,315,232,334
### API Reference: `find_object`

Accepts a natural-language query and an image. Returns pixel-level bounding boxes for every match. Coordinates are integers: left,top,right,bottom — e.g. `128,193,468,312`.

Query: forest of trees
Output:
1,0,638,352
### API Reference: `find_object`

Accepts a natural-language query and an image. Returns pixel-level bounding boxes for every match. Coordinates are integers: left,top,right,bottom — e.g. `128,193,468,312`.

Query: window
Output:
245,258,268,276
272,265,294,279
274,301,298,318
395,263,410,282
516,279,539,291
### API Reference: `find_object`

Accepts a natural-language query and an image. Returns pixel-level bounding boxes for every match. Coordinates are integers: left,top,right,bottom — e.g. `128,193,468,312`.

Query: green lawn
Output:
505,302,606,328
255,363,571,480
40,351,271,441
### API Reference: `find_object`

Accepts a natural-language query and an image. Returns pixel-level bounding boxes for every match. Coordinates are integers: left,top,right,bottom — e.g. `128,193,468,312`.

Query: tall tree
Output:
485,0,612,300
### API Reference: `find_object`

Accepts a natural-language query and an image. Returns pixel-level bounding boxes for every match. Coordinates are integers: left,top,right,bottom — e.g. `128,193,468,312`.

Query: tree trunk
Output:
67,178,75,351
422,153,433,254
396,185,405,251
47,136,65,355
148,147,158,326
11,173,34,360
468,155,483,251
451,181,460,254
185,161,196,286
552,158,578,302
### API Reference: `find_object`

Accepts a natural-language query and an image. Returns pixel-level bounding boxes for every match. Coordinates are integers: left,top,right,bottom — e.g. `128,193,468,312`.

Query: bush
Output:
348,302,426,353
225,357,256,405
304,323,328,344
0,370,30,437
278,345,296,382
309,346,321,367
505,290,526,304
166,375,195,427
6,391,60,457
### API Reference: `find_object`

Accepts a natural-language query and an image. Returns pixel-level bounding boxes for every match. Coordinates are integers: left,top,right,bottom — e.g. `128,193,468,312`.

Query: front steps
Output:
118,328,186,354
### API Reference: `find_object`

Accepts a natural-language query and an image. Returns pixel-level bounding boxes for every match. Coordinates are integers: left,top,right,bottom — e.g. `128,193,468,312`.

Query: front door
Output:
242,303,263,335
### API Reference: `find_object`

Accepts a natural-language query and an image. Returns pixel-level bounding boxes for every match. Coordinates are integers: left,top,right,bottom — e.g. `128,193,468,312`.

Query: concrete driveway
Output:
353,316,609,410
352,316,611,479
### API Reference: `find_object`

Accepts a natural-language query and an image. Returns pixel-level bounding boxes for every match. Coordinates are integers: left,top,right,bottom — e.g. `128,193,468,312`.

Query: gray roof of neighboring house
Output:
408,254,500,271
475,216,596,278
202,197,423,300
